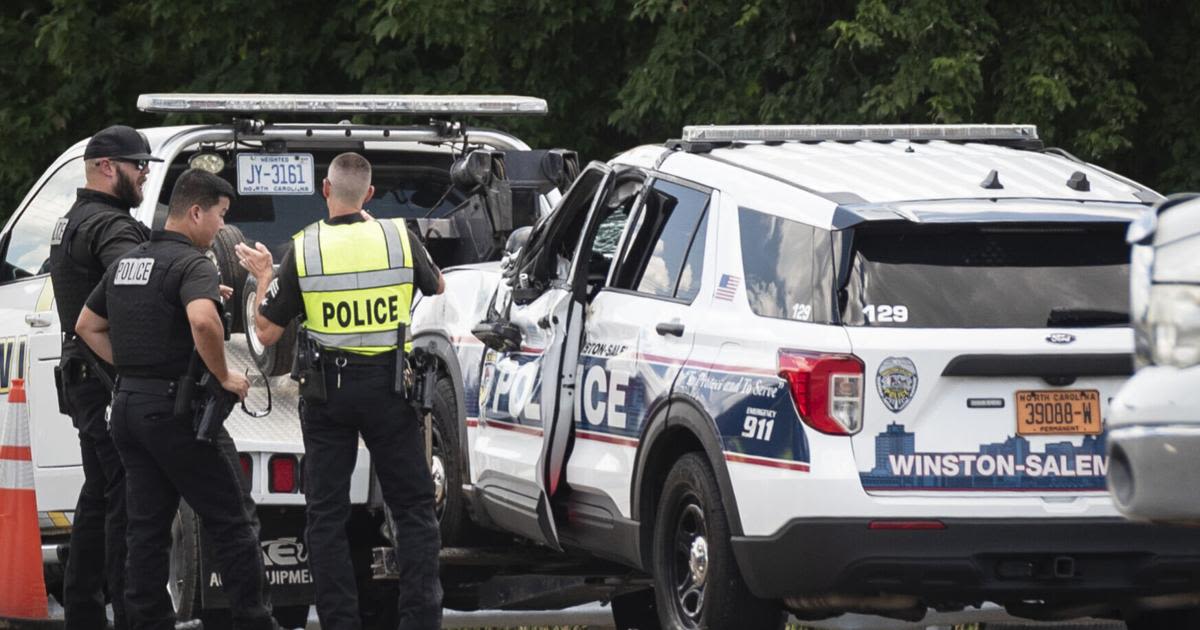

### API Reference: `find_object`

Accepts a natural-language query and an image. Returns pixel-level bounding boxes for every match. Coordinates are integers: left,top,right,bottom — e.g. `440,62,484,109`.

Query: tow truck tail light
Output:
269,455,298,493
778,350,864,435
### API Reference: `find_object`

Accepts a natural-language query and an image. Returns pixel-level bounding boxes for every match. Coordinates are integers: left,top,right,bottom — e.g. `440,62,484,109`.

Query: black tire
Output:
169,502,202,621
651,453,784,630
431,376,468,546
243,274,298,376
170,502,234,629
211,225,248,333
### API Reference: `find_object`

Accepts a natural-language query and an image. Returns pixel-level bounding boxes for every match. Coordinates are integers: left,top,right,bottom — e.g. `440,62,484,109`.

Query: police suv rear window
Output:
840,222,1130,328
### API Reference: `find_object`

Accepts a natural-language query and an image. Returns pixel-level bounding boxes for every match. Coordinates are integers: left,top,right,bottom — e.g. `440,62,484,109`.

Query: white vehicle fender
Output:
631,395,742,566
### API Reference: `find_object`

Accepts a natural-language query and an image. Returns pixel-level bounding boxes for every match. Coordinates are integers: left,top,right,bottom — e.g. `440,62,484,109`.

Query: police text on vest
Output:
321,295,400,328
114,258,155,285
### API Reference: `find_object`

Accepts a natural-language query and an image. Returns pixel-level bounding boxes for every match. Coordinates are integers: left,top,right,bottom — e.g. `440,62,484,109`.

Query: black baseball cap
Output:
83,125,164,162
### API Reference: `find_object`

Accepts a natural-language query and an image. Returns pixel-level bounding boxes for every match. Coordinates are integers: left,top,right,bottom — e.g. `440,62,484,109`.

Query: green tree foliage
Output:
0,1,1196,221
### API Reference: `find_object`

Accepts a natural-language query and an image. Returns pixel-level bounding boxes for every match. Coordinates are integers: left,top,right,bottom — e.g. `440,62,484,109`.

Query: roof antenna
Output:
1067,171,1091,191
980,169,1003,190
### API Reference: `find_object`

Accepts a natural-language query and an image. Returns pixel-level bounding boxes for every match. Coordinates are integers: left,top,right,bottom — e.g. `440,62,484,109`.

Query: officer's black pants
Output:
63,375,127,630
110,390,274,630
301,364,442,630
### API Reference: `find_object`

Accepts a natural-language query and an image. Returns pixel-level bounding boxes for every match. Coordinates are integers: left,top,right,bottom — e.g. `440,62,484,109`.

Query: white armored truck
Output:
7,93,575,628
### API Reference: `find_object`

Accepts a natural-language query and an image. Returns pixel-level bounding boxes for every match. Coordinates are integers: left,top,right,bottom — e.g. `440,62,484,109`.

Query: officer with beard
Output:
48,124,161,630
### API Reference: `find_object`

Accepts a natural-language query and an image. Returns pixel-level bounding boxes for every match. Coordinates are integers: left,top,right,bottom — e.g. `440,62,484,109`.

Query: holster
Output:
193,373,237,443
55,339,100,416
294,329,327,404
298,365,327,404
53,363,74,415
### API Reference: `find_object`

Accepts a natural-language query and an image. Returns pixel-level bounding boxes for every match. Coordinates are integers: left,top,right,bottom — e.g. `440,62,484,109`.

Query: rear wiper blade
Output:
1047,308,1129,327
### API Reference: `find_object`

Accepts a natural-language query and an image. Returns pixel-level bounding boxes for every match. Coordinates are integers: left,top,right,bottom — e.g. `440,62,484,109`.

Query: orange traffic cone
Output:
0,378,49,621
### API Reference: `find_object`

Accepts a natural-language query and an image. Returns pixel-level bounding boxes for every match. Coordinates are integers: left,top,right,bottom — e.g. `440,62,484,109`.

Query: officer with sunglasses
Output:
48,124,162,630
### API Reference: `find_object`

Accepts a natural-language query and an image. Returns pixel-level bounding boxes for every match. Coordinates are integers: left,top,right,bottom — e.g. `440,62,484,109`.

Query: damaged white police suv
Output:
411,125,1200,628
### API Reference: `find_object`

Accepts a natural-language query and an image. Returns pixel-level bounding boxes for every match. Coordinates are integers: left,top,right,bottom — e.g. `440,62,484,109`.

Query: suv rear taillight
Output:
778,350,864,435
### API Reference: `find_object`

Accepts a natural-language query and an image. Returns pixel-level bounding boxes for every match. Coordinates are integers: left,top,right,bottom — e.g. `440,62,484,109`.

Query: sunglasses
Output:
109,157,150,170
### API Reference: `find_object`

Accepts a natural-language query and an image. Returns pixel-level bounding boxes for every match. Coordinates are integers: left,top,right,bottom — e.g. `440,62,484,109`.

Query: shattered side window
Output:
613,179,709,300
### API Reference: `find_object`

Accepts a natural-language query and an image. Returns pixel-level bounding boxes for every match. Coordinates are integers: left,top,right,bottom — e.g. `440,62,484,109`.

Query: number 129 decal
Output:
863,304,908,323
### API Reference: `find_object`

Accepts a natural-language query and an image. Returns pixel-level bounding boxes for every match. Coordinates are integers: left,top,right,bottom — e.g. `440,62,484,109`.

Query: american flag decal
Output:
714,274,740,301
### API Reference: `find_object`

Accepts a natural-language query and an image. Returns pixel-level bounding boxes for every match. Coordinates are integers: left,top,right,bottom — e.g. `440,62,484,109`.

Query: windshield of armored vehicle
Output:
157,149,466,259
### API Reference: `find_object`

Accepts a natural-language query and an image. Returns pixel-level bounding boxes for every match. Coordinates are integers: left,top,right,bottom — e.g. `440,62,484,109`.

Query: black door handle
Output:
656,322,685,337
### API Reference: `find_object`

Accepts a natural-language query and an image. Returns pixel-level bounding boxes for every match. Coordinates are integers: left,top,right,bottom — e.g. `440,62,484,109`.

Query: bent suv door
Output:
473,163,612,548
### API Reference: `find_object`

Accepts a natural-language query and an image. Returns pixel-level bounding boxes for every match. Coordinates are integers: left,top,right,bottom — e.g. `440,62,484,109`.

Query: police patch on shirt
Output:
50,218,68,245
114,258,155,285
876,356,918,413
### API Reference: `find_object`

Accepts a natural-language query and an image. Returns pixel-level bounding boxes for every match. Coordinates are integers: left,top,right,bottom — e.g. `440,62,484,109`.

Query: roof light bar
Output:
138,93,548,116
682,124,1037,143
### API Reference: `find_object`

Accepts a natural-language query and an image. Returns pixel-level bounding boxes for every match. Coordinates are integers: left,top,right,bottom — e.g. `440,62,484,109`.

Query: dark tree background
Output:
1,0,1196,220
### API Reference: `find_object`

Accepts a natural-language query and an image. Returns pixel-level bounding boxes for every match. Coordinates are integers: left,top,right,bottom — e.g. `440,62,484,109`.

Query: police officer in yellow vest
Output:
237,152,444,630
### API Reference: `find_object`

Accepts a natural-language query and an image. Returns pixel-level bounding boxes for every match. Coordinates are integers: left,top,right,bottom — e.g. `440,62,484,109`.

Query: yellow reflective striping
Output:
293,231,307,277
396,220,413,267
49,512,71,527
35,279,55,312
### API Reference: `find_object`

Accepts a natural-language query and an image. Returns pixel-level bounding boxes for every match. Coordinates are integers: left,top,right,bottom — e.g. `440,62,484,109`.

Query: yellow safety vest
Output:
294,218,414,355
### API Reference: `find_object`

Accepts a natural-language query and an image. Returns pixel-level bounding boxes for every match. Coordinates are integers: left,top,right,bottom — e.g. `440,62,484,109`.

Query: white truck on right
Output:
1108,193,1200,527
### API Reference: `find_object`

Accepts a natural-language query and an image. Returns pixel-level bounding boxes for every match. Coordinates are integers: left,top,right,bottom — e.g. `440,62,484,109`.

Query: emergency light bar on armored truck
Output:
137,93,548,116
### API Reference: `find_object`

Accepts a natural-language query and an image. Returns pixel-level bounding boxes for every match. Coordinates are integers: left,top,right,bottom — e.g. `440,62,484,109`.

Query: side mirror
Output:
505,226,532,256
471,320,523,353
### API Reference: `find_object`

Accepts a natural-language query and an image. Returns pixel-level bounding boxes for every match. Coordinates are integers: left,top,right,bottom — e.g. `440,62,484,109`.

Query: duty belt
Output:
320,349,394,367
115,376,178,398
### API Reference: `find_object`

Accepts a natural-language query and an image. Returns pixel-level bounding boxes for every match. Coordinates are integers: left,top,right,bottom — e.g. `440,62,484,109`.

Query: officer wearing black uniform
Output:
48,124,161,630
237,152,443,630
74,169,276,630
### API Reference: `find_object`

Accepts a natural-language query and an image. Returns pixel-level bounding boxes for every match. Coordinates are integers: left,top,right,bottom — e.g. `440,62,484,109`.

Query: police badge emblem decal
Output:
876,356,918,413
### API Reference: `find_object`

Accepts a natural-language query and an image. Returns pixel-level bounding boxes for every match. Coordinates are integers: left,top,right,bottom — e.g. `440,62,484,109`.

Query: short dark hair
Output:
327,152,372,205
167,169,235,218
